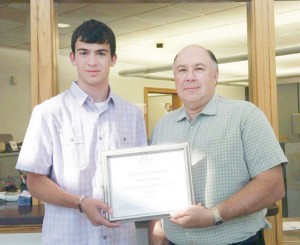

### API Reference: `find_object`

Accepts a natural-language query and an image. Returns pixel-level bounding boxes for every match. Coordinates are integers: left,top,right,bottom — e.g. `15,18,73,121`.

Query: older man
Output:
148,45,287,245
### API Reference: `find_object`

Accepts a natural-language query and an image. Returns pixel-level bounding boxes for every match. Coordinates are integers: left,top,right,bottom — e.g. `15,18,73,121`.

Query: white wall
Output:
0,233,42,245
0,47,31,142
58,54,245,107
0,47,246,145
58,54,177,103
216,85,245,100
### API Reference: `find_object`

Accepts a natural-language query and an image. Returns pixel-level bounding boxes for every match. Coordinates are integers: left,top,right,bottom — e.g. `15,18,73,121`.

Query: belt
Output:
231,230,264,245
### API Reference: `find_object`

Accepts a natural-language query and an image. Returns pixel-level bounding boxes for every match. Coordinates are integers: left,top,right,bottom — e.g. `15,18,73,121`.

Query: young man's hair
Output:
71,19,116,57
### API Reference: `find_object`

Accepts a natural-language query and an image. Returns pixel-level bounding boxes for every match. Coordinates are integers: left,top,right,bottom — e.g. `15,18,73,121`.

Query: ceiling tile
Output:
0,1,299,84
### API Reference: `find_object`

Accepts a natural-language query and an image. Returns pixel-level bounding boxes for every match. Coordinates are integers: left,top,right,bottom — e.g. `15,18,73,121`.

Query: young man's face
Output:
70,40,116,88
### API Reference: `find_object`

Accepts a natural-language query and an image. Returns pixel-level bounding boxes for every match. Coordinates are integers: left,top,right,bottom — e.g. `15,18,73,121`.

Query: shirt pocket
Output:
61,133,88,169
116,134,136,149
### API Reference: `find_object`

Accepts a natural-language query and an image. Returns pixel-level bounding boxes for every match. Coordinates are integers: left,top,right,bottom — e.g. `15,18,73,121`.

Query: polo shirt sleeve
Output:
16,104,53,175
241,105,288,177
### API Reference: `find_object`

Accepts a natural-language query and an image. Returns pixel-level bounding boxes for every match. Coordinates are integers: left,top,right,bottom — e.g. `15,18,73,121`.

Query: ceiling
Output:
0,1,299,86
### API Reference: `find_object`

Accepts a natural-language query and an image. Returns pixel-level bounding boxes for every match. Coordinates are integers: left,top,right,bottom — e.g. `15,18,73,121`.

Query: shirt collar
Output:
69,81,115,108
176,94,219,122
200,94,219,116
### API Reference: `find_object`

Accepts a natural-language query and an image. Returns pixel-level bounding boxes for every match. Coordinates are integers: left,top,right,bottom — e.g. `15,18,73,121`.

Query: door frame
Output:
144,87,181,139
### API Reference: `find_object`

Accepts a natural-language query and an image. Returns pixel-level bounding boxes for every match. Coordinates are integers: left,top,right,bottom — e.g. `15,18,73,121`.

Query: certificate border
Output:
102,143,194,222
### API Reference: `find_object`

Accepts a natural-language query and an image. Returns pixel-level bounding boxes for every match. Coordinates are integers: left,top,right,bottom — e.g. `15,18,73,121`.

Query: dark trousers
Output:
168,230,265,245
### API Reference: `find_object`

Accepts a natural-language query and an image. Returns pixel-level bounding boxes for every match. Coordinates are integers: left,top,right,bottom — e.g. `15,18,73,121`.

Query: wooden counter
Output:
0,202,43,233
0,202,299,244
283,217,300,244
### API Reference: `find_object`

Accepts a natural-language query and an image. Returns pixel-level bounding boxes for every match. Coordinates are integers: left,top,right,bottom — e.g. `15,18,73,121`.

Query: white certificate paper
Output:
102,143,194,222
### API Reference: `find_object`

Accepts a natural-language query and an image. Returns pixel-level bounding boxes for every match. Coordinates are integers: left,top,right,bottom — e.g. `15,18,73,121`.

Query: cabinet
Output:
0,153,43,235
0,153,19,188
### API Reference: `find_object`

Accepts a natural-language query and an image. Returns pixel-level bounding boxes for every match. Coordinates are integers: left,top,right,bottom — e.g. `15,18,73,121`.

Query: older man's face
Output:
173,46,218,110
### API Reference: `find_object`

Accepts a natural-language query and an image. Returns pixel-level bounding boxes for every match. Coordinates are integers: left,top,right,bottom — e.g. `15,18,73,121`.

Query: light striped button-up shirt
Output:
151,94,287,245
16,82,147,245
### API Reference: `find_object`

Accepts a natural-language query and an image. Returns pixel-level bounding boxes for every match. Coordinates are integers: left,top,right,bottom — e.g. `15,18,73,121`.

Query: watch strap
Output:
210,207,224,225
78,196,86,213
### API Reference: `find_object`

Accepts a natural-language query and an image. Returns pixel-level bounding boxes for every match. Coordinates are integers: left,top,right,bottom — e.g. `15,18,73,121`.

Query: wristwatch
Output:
210,207,224,226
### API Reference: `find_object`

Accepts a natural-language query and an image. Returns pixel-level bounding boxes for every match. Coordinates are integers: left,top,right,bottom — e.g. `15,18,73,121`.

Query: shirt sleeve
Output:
135,108,148,147
16,104,53,175
241,106,288,177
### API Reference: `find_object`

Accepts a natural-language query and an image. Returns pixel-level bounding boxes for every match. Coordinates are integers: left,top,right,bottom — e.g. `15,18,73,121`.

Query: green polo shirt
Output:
151,94,287,245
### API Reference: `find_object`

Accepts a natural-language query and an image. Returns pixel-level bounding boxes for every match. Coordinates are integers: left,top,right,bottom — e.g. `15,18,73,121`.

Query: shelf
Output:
0,152,19,157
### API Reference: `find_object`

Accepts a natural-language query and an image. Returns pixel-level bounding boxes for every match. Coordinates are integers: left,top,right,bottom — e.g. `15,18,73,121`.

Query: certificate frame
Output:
102,143,194,222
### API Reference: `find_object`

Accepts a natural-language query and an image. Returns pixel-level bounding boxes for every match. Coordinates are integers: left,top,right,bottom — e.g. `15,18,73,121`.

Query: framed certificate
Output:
102,143,194,222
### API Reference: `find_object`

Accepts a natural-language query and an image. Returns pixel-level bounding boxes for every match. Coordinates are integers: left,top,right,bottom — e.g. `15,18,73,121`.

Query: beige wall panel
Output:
247,0,282,244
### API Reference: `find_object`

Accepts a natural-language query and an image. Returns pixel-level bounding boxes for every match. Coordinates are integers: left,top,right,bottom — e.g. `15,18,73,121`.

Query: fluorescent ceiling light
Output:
58,23,70,28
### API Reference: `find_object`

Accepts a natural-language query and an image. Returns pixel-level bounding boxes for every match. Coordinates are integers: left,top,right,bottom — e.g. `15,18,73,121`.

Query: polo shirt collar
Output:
201,94,218,116
176,94,219,121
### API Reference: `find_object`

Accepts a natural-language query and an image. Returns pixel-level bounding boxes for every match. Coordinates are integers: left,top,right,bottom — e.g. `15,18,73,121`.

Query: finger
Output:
170,209,187,219
97,202,112,214
169,216,189,226
102,220,121,228
94,215,121,228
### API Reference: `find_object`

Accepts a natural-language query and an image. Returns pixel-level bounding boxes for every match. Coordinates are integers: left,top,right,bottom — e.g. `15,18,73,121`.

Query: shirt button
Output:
103,235,107,240
99,136,103,140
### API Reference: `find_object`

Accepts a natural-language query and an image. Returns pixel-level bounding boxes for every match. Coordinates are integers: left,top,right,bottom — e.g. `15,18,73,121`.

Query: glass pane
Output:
148,93,172,137
56,2,247,99
0,2,31,187
56,2,247,144
275,1,300,218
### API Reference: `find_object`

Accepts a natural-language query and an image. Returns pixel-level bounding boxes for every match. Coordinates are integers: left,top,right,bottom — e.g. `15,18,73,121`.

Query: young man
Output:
16,19,147,245
148,45,287,245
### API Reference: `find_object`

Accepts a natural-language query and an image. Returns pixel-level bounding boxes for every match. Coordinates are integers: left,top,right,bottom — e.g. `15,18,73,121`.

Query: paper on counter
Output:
283,221,300,231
